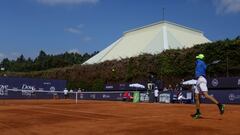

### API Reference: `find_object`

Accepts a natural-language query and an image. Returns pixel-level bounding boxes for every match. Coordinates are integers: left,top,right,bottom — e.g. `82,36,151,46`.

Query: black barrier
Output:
0,77,67,91
207,77,240,89
171,91,193,104
157,90,240,104
141,90,240,104
0,77,66,99
200,90,240,104
0,90,65,99
159,91,172,103
74,92,124,101
0,89,124,100
104,81,163,91
105,83,146,91
1,88,240,104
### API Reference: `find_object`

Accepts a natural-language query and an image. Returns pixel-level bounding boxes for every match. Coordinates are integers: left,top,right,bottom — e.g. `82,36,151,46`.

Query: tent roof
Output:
124,21,203,35
84,21,211,65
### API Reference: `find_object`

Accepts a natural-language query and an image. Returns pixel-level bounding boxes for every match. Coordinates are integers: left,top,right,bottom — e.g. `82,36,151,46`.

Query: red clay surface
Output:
0,100,239,135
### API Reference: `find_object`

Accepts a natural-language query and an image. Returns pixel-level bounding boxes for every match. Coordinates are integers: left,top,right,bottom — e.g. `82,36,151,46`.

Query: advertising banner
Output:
75,92,124,101
140,93,149,102
104,80,163,91
159,92,171,103
0,90,65,99
208,77,240,89
0,77,67,91
172,91,193,103
200,90,240,104
104,83,146,91
0,77,67,99
133,91,140,103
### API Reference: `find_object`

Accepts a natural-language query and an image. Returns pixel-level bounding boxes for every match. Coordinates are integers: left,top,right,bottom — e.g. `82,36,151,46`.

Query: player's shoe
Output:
218,104,225,115
191,112,202,119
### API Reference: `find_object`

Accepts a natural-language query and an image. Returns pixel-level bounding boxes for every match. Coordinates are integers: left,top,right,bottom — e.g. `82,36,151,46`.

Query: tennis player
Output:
192,54,225,119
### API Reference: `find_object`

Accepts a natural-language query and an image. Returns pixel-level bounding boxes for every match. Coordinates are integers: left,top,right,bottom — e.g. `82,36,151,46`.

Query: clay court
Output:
0,100,239,135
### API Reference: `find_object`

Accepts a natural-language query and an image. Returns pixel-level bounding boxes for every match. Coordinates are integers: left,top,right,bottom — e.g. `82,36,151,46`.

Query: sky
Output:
0,0,240,60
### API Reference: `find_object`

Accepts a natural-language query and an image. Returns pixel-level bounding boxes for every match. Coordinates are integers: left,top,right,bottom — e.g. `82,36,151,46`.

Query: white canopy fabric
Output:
182,79,197,85
84,21,211,65
129,83,145,89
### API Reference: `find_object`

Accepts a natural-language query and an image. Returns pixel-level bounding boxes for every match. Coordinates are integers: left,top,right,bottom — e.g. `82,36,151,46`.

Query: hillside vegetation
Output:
1,37,240,91
0,50,98,72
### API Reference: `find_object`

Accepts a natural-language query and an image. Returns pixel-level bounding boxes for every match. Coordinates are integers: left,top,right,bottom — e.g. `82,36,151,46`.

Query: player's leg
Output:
194,93,201,116
198,76,225,115
199,77,225,115
195,93,200,112
203,91,225,114
202,91,218,104
192,86,201,119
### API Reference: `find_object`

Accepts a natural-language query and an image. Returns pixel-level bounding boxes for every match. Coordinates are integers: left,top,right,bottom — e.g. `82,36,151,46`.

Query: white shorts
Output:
195,76,208,94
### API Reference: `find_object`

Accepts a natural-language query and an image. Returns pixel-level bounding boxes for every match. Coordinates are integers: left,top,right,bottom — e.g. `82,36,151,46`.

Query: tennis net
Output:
1,89,126,104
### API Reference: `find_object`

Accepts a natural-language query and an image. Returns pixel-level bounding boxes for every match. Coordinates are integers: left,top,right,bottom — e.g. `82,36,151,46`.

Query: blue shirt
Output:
195,59,207,78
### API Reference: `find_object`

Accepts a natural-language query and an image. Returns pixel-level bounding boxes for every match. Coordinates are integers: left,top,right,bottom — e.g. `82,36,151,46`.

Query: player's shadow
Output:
199,116,223,120
190,114,223,120
191,116,223,120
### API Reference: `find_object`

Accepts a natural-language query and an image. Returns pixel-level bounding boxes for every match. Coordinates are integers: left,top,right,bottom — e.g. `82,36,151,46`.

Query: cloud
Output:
36,0,99,5
213,0,240,14
64,27,82,34
65,24,93,42
65,24,84,34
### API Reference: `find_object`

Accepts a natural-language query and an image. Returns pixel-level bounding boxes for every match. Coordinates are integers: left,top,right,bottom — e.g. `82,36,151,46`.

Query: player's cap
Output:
196,54,204,59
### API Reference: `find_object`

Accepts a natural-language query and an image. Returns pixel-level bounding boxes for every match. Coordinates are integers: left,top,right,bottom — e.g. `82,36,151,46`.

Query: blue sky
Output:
0,0,240,60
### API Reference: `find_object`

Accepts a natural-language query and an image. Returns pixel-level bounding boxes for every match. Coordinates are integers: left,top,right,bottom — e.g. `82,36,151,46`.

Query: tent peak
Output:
123,21,203,35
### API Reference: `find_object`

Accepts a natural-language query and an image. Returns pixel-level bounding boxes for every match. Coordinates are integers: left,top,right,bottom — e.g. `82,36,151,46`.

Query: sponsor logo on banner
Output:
50,86,56,91
22,84,35,90
22,90,32,96
159,93,170,103
103,94,110,99
105,85,113,89
80,93,84,99
43,82,51,85
229,93,240,101
90,94,96,99
140,93,149,102
211,79,219,87
0,85,8,96
119,84,126,87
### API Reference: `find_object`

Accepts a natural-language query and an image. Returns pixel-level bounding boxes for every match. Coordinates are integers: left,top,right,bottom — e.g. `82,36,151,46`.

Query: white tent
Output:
84,21,211,65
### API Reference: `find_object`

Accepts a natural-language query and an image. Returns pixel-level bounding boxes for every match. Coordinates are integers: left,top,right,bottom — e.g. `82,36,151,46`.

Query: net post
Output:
75,92,78,104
